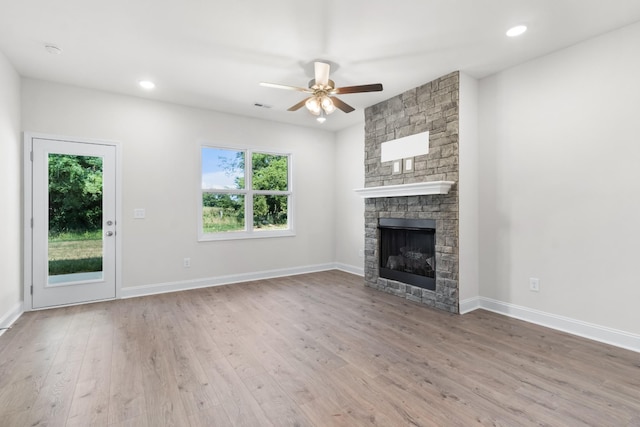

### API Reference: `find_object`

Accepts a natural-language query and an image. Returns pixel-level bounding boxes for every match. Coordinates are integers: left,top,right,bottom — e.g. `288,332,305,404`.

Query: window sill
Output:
198,229,296,242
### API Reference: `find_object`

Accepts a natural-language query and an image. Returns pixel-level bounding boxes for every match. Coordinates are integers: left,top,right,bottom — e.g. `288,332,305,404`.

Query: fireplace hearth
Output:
378,218,436,290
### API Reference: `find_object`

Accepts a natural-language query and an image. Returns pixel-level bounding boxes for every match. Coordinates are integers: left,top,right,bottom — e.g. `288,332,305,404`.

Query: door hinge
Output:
30,218,33,228
30,151,33,161
30,285,33,295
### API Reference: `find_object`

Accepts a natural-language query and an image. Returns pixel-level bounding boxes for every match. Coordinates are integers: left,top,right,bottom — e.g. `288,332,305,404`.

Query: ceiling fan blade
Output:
260,82,312,93
333,83,383,94
314,62,330,87
287,97,312,111
330,96,355,113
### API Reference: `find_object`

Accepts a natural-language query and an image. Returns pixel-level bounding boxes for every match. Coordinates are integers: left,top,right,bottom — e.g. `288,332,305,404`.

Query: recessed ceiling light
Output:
44,44,63,55
506,25,527,37
139,80,155,90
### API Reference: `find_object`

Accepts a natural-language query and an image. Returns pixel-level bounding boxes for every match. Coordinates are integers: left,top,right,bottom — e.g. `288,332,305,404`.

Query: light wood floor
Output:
1,271,639,426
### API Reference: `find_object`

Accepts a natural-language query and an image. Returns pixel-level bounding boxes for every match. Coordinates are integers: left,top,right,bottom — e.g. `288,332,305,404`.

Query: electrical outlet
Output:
183,258,191,268
529,278,540,292
134,208,145,219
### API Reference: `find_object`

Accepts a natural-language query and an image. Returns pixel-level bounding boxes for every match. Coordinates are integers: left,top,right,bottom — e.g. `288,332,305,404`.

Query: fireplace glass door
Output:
378,218,436,290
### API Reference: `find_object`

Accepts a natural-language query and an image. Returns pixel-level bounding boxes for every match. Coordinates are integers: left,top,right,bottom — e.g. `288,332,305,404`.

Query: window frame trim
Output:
198,144,295,241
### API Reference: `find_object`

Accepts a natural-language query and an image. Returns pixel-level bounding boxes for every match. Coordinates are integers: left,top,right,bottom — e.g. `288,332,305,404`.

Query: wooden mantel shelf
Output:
354,181,455,198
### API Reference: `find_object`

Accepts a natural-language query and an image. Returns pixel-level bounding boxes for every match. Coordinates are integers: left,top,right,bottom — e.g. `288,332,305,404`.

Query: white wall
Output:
478,22,640,335
459,73,480,306
21,79,336,291
334,123,365,274
0,51,22,328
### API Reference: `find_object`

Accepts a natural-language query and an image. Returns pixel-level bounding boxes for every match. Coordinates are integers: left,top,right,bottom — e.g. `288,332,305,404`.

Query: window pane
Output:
48,154,103,282
252,153,288,191
202,193,245,232
202,148,245,190
253,195,288,230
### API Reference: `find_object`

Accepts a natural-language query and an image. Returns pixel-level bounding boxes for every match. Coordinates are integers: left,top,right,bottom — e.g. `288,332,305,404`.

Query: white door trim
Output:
23,132,123,311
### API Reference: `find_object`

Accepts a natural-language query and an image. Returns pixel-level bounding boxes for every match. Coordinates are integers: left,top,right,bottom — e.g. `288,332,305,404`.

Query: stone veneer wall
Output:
363,71,459,313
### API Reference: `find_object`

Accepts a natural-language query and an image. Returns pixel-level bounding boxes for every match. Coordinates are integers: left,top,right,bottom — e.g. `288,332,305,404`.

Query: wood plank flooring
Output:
1,270,639,426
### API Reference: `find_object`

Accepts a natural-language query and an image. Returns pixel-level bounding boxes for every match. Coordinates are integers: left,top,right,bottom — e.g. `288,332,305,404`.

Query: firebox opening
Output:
378,218,436,291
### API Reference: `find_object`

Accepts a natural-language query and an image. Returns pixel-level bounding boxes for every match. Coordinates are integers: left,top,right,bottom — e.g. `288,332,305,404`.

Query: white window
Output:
199,146,293,240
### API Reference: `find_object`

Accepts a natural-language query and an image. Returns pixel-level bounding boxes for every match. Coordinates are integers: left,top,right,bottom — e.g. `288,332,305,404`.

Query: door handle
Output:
106,231,114,237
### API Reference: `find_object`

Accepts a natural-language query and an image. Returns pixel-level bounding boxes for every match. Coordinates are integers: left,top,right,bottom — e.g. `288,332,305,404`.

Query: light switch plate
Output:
392,159,402,175
529,278,540,292
403,157,414,172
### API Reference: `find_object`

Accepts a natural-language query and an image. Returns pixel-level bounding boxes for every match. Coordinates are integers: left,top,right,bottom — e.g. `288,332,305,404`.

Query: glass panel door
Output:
31,138,117,308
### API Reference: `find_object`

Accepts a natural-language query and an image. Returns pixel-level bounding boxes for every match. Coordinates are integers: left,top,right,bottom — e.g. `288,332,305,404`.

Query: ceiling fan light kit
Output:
305,96,321,115
305,94,335,116
320,96,335,113
260,61,383,122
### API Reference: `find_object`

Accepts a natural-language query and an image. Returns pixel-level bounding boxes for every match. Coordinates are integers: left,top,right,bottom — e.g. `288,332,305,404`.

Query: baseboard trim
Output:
121,263,337,299
334,263,364,277
459,296,481,314
0,302,24,337
463,296,639,353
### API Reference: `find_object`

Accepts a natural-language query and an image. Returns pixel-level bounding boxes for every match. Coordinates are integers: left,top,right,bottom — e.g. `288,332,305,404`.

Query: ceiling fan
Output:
260,61,383,122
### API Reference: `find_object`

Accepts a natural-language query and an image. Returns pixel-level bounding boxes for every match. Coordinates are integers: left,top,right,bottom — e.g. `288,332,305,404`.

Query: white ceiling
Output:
2,1,640,131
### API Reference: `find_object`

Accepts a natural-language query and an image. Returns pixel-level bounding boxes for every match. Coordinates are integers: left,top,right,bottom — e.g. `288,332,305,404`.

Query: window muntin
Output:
200,146,292,240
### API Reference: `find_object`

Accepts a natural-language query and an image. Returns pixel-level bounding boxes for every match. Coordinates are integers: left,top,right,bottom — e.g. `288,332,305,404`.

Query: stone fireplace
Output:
361,72,460,313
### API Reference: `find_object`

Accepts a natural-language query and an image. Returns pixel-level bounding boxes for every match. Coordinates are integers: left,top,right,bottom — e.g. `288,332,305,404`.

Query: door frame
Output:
23,132,122,311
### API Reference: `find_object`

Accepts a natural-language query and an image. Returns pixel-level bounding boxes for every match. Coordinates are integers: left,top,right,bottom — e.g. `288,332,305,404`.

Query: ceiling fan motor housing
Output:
309,79,336,91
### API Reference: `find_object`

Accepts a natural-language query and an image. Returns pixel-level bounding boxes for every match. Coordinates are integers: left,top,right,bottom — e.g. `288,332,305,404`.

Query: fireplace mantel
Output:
354,181,455,198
